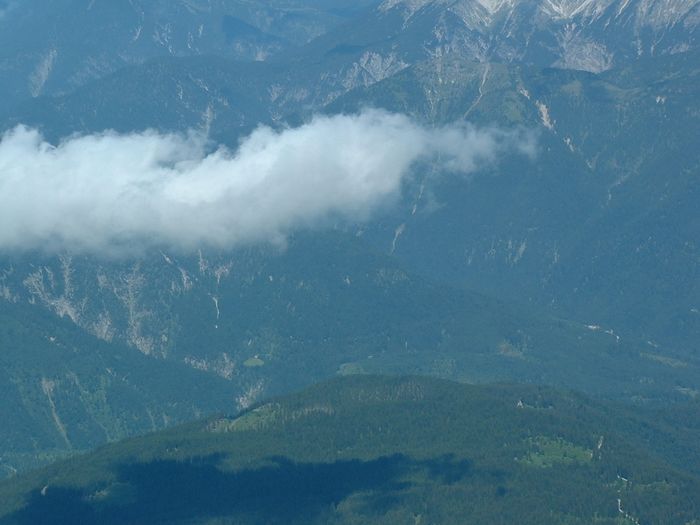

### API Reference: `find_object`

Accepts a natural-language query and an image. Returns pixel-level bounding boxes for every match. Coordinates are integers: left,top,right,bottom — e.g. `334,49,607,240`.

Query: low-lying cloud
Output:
0,110,534,255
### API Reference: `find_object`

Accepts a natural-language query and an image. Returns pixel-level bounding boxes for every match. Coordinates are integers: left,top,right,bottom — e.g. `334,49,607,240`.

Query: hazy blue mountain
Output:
1,376,699,524
330,50,700,358
0,0,382,115
6,43,695,367
258,0,699,113
2,56,277,142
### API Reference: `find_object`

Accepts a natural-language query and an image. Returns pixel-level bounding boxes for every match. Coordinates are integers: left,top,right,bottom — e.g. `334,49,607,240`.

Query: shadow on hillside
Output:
4,454,472,524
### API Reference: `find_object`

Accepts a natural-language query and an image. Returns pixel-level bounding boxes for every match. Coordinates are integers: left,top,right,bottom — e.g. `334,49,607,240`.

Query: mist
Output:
0,110,535,255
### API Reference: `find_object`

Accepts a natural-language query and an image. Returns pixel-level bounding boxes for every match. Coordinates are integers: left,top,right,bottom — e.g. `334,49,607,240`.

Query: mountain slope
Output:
0,0,382,114
318,0,700,72
2,234,696,403
329,51,700,360
246,0,699,114
0,49,699,476
0,300,241,477
0,0,698,486
1,232,697,477
2,56,277,142
1,376,699,524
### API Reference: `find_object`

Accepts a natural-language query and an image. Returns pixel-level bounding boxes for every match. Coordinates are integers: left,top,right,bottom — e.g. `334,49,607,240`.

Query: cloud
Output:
0,110,535,255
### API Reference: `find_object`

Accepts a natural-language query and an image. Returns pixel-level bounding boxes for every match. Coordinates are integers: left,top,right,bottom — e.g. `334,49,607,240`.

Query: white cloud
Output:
0,110,535,255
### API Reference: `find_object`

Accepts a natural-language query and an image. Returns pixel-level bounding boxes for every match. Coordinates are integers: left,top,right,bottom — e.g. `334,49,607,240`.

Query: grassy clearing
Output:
243,357,265,368
520,436,593,468
209,404,281,433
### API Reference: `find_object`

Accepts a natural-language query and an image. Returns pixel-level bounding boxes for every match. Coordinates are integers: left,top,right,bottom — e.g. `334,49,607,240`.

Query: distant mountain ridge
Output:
351,0,700,72
0,0,381,113
381,0,699,27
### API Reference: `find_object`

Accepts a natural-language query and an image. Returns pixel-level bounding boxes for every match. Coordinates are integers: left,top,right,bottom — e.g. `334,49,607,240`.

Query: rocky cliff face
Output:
0,251,237,359
373,0,699,72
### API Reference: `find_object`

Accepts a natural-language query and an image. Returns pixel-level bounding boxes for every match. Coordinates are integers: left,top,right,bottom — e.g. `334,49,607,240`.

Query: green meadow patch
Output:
520,436,593,468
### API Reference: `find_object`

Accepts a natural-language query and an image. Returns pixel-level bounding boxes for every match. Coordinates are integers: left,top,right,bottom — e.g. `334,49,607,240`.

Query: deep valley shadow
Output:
4,454,473,525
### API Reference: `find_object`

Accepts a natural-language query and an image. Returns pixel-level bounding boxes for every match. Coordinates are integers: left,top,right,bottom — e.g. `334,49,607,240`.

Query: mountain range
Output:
0,0,698,485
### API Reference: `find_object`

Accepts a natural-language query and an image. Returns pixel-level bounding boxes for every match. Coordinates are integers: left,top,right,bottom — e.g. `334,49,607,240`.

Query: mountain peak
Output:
379,0,699,26
375,0,698,72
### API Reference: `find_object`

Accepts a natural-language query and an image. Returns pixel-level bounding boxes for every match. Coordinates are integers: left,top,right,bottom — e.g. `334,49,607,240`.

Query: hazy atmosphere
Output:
0,0,698,523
